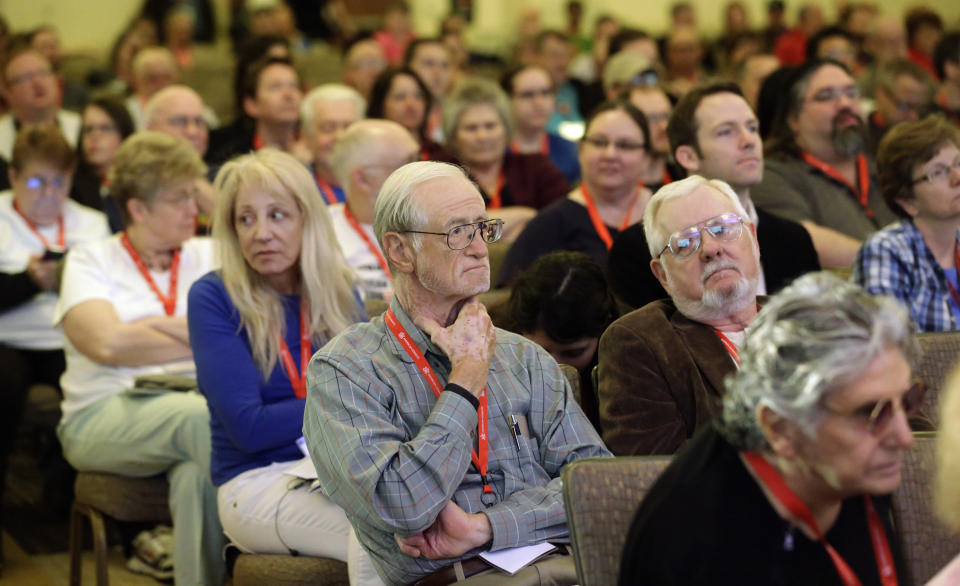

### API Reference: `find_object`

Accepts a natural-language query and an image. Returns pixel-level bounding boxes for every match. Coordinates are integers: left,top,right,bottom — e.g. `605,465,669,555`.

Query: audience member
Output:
145,85,210,157
71,97,135,230
905,7,943,81
737,53,779,112
366,67,450,163
0,43,80,164
608,82,818,310
774,3,824,66
599,175,760,456
55,132,223,585
663,26,705,98
621,272,918,584
501,64,580,183
498,101,651,285
303,160,609,585
535,30,595,135
164,7,196,69
28,25,86,110
853,115,960,332
805,26,858,73
187,149,362,562
867,59,933,155
753,60,897,268
342,34,387,101
126,47,180,129
329,119,419,300
443,78,570,242
404,38,454,142
627,81,684,189
373,0,415,66
860,15,907,98
608,27,660,66
500,251,618,431
0,126,109,551
934,32,960,127
299,83,366,205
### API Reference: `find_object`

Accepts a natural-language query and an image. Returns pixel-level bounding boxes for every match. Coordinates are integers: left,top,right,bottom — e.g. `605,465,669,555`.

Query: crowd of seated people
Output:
2,1,960,584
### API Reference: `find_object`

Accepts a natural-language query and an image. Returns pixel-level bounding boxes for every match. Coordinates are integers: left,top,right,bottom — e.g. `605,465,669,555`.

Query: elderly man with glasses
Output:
598,174,762,457
304,161,609,586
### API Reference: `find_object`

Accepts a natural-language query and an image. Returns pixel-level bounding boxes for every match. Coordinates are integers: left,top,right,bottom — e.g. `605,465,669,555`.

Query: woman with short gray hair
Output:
619,272,921,585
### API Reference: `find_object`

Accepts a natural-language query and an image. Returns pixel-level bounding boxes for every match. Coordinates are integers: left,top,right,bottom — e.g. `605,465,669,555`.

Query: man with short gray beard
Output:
597,176,762,457
752,59,897,268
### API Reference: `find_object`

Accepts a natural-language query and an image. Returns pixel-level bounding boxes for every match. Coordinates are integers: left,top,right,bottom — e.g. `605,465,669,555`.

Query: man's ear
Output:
242,96,259,119
650,257,669,292
757,403,799,461
383,232,415,275
674,145,700,172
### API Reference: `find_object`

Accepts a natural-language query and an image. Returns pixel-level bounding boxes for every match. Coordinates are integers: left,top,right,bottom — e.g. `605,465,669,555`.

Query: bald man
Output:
145,85,209,157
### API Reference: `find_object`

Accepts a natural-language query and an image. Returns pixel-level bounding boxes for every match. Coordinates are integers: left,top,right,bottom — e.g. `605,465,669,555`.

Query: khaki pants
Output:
460,553,577,585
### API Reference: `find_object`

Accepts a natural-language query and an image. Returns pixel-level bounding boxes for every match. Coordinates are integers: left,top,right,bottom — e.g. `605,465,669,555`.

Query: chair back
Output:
562,456,670,586
892,433,960,585
915,331,960,428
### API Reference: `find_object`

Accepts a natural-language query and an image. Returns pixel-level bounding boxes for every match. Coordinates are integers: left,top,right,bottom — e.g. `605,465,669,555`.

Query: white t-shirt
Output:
54,235,216,423
328,203,392,300
0,192,109,350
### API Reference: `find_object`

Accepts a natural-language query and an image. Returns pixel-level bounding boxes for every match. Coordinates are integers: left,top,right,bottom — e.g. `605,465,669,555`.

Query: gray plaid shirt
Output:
304,297,609,585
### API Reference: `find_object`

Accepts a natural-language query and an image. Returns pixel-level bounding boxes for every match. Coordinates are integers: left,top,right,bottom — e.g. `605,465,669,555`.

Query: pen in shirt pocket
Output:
507,414,522,451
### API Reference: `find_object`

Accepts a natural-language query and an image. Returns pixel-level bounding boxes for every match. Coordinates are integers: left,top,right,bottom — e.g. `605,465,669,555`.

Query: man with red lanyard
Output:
300,83,366,206
304,161,609,585
620,273,913,586
599,175,762,457
328,120,419,301
752,59,898,269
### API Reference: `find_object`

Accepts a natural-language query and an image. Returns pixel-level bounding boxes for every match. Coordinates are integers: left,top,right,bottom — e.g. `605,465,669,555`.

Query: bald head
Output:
145,85,208,156
132,46,179,99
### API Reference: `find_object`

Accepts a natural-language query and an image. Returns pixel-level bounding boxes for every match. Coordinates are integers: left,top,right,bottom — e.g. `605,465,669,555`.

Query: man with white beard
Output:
597,175,761,456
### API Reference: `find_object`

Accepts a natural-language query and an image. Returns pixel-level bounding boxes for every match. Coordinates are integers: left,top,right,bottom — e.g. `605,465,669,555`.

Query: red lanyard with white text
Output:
13,200,64,250
344,206,392,279
120,231,180,316
384,308,494,496
714,329,740,366
315,175,338,205
580,183,640,250
801,153,874,220
742,451,897,586
278,300,310,399
509,133,549,156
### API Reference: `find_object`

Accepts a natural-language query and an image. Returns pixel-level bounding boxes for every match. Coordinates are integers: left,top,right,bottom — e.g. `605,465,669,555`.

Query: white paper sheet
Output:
479,542,557,575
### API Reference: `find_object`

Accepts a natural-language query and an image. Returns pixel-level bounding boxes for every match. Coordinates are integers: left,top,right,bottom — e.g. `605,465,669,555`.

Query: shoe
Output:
127,526,174,582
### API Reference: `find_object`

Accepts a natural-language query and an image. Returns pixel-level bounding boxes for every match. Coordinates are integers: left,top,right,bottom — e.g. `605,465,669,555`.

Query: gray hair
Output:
331,119,414,188
718,272,919,451
144,85,202,127
300,83,366,130
442,78,514,148
642,174,751,258
374,161,474,258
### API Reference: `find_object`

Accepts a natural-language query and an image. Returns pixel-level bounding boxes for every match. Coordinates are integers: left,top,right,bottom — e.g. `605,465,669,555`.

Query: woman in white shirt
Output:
55,131,223,585
0,125,108,565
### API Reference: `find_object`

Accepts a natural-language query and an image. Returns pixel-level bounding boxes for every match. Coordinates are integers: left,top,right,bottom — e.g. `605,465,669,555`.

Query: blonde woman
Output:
187,148,363,560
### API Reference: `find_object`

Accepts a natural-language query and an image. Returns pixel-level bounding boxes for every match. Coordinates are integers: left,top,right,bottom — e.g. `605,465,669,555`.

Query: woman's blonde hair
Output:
212,148,359,376
935,366,960,531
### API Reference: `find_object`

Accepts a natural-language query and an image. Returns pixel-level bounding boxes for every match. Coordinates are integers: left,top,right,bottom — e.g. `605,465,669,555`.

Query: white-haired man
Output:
599,175,761,457
300,83,366,205
304,161,608,585
126,47,220,132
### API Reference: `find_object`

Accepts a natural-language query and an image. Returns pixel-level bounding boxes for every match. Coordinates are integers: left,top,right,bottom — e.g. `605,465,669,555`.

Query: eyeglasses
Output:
657,212,744,258
8,68,53,87
166,115,207,130
24,175,68,192
82,123,118,135
821,379,926,434
582,135,646,152
808,85,860,104
514,88,554,100
912,159,960,185
628,69,659,89
403,218,504,250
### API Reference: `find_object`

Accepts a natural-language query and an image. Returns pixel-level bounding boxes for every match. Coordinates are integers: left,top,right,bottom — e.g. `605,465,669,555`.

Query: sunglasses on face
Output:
822,379,926,434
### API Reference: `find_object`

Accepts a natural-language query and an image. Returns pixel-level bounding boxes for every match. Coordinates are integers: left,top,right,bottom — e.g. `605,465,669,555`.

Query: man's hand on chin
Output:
415,298,497,397
394,501,492,560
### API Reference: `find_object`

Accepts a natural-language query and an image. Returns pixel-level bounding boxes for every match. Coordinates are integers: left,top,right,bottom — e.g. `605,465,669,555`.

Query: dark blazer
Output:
597,298,741,456
607,207,819,310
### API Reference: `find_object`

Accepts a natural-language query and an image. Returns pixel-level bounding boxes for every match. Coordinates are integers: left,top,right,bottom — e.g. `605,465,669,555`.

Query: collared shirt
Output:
852,219,959,332
303,297,609,585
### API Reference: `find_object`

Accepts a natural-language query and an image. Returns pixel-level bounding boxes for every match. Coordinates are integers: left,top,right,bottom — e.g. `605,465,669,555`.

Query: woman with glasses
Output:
443,77,571,243
853,114,960,332
55,132,224,585
186,149,366,564
501,64,581,183
71,97,135,232
621,272,919,585
497,100,651,286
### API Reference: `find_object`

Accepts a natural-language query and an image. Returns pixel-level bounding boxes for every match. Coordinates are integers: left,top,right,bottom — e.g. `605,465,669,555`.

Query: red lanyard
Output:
580,183,641,250
278,300,310,399
663,168,673,186
252,134,263,150
938,93,960,126
945,240,960,313
344,206,392,279
713,329,740,366
120,231,180,316
384,308,493,495
315,175,338,205
801,153,874,219
742,452,897,586
420,147,430,161
13,200,64,250
487,173,505,210
509,133,549,156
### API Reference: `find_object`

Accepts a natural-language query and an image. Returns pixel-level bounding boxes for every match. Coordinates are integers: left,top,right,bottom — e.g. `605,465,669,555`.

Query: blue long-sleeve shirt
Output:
188,271,319,485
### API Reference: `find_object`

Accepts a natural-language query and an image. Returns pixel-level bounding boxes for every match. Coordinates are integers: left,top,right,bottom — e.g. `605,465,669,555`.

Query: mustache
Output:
832,108,864,128
701,260,742,284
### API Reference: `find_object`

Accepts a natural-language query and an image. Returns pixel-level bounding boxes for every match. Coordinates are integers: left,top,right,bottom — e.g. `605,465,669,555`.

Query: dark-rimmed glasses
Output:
657,212,744,259
821,379,926,434
403,219,504,250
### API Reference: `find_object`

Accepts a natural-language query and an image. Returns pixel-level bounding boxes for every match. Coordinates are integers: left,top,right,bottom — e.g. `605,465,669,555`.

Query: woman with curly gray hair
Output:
619,272,922,585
